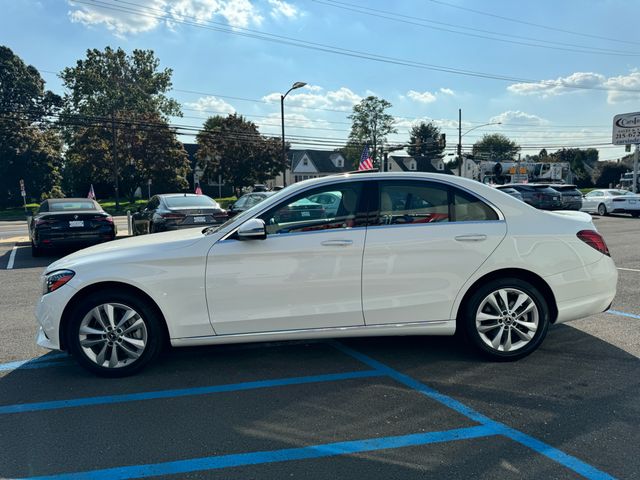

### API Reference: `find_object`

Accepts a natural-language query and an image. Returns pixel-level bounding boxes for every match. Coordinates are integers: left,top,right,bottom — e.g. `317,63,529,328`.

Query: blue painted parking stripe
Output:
331,342,616,480
0,370,382,415
23,425,497,480
0,353,70,372
607,309,640,320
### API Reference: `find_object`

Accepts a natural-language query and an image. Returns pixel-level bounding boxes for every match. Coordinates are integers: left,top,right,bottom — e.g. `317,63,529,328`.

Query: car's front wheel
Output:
460,278,550,361
66,290,165,377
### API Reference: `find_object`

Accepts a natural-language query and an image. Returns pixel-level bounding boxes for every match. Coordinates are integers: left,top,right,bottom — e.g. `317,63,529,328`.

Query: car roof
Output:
45,198,98,203
158,193,210,198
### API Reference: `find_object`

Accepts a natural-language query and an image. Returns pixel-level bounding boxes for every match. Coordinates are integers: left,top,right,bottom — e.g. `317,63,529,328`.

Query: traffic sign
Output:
612,112,640,145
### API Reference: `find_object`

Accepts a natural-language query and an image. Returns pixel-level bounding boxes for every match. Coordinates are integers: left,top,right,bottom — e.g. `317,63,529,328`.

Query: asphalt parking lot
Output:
0,215,638,479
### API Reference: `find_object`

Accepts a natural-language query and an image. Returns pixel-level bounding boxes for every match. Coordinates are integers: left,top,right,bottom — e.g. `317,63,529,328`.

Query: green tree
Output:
196,114,286,195
472,134,520,161
59,47,183,205
338,140,365,170
348,96,396,166
407,122,445,159
592,161,627,188
0,46,63,208
550,148,598,187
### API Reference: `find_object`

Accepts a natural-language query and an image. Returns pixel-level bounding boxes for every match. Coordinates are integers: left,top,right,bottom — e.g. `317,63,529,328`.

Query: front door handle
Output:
321,239,353,247
454,234,487,242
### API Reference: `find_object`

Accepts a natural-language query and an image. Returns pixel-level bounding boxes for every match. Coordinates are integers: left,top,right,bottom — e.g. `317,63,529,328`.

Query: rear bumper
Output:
35,229,116,248
545,255,618,324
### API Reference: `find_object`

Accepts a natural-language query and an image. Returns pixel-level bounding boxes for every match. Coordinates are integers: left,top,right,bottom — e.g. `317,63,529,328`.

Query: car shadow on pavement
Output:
0,324,637,479
4,242,67,270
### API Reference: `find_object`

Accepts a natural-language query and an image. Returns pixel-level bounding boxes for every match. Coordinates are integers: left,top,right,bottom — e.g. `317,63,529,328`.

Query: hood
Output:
46,228,206,272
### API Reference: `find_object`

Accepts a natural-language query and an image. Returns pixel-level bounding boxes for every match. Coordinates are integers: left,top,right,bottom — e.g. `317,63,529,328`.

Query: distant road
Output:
0,216,130,241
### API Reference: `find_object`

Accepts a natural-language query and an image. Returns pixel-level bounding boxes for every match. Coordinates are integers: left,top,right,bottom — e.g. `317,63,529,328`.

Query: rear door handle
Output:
321,239,353,247
454,234,487,242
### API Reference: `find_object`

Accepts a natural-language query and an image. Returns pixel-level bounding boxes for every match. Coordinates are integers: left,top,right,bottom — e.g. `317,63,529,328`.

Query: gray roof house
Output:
387,155,453,175
276,149,351,185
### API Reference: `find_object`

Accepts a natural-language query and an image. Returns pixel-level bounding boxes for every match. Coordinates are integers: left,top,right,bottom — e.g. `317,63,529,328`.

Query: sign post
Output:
612,112,640,193
19,179,27,214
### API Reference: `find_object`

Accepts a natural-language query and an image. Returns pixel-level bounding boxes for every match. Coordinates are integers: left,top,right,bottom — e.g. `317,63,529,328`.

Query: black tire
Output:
31,241,41,257
631,212,640,218
459,277,550,361
597,203,607,216
65,289,165,377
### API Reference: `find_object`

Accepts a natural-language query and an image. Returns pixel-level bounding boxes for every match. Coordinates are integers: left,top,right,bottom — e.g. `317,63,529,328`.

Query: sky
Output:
3,0,640,161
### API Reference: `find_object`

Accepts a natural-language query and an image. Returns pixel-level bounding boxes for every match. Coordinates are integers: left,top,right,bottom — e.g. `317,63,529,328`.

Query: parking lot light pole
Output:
281,82,307,187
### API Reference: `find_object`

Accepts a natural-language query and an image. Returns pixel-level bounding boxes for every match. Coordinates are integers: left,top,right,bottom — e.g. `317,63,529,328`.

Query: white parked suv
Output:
36,172,618,376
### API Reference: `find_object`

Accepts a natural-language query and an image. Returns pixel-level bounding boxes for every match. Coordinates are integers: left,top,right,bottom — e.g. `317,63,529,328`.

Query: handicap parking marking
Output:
330,342,616,480
0,370,383,415
607,309,640,320
23,426,498,480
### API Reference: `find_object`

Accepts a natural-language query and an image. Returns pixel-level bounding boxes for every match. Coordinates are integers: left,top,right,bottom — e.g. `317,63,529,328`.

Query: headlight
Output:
43,270,75,295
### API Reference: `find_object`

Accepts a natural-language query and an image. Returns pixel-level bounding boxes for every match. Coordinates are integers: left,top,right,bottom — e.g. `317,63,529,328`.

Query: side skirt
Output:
171,320,456,347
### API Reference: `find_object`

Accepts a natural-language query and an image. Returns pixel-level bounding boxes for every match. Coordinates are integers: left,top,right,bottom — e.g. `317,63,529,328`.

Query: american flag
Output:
87,184,96,200
358,145,373,171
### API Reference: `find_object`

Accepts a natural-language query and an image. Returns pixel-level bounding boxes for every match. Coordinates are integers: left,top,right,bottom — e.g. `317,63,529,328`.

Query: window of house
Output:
260,182,364,235
303,157,308,166
409,162,416,170
337,158,343,167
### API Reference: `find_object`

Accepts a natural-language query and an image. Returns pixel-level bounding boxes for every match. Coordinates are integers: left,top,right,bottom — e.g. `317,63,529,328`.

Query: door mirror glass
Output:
237,218,267,240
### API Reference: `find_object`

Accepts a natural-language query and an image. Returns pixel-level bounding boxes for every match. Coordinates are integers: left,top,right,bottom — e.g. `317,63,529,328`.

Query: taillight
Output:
35,218,55,226
577,230,610,256
94,215,113,223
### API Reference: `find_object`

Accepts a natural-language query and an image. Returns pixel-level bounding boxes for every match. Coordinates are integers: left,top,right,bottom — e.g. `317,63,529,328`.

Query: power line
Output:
314,0,640,57
424,0,640,47
73,0,640,93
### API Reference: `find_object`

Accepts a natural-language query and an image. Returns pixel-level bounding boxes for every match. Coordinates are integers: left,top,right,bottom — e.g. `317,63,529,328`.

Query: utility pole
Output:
457,108,462,176
634,144,639,193
112,112,119,210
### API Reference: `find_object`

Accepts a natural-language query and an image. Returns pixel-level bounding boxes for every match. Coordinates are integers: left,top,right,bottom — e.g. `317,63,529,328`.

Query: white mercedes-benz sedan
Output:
35,172,618,376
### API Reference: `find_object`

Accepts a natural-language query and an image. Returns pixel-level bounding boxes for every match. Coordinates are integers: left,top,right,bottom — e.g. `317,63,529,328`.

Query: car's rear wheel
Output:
597,203,608,216
460,278,550,361
66,290,165,377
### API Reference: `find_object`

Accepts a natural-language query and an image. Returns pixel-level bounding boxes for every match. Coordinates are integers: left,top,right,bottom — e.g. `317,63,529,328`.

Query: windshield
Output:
165,196,219,208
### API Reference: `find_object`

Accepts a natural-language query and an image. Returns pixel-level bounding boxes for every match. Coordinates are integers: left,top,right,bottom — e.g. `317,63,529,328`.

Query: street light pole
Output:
456,113,502,177
281,81,307,187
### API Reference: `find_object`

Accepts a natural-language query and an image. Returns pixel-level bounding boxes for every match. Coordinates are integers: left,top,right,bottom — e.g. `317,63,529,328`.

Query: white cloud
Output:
490,110,549,126
268,0,300,20
604,71,640,104
507,72,605,98
439,88,455,96
68,0,267,35
68,0,165,36
507,70,640,104
263,87,362,111
406,90,437,104
184,96,236,115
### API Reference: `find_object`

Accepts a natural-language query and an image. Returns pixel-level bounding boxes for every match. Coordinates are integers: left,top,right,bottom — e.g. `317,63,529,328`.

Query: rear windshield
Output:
49,201,96,211
608,190,625,196
164,196,219,208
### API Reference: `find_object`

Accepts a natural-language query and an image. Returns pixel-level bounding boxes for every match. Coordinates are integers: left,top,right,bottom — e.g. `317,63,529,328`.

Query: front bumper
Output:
35,282,78,350
545,255,618,324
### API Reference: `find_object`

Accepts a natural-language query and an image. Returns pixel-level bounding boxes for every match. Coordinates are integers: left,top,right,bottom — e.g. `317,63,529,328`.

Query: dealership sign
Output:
612,112,640,145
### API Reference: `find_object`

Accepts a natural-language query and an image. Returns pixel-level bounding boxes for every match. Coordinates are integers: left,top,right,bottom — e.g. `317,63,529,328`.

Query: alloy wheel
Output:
78,302,148,368
475,288,539,353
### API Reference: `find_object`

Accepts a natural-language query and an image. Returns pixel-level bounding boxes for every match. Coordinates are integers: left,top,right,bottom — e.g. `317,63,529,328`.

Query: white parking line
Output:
6,244,18,270
617,267,640,273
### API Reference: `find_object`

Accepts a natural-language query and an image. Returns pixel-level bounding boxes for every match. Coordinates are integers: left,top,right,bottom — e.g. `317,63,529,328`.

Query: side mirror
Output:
237,218,266,240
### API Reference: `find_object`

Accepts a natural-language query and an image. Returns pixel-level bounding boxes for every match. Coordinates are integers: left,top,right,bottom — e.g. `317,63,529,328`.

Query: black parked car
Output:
29,198,116,257
228,192,276,217
496,184,562,210
132,194,227,235
538,184,583,210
